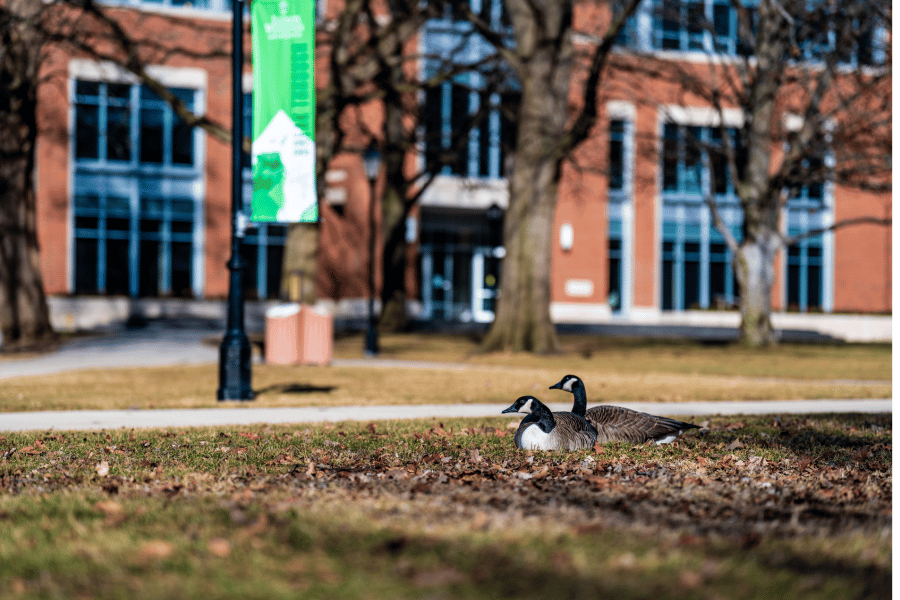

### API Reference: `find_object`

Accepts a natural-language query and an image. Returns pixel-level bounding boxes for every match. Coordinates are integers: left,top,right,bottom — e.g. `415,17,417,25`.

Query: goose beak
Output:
549,381,563,390
501,404,519,414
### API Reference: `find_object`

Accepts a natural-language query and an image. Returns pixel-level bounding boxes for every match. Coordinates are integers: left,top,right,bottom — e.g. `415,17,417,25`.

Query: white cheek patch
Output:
520,424,551,450
562,379,575,392
520,399,534,414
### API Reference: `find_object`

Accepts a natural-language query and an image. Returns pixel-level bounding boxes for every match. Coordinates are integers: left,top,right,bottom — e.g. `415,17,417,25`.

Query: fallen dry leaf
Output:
95,461,110,477
138,540,174,562
207,538,232,558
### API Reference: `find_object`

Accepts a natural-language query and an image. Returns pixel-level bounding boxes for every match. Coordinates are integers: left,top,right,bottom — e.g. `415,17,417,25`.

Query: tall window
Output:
72,78,200,298
73,194,132,296
784,156,827,312
786,235,823,312
422,0,517,180
242,224,287,300
607,118,631,313
660,122,743,311
608,221,623,312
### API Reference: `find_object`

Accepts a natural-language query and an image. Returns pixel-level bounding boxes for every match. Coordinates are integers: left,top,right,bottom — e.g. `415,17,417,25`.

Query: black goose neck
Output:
530,401,556,433
570,381,588,416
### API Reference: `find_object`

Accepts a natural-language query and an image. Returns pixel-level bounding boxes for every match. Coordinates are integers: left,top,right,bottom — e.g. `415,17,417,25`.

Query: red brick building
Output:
33,1,891,333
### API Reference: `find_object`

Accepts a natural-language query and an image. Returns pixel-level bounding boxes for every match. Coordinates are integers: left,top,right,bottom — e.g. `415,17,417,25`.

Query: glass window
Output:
662,223,742,311
609,120,625,191
241,223,287,300
74,102,100,160
72,79,204,299
794,5,884,66
608,237,622,311
73,194,134,296
170,88,195,165
786,234,823,312
664,124,745,197
139,106,165,164
71,81,197,167
422,4,519,181
662,123,680,191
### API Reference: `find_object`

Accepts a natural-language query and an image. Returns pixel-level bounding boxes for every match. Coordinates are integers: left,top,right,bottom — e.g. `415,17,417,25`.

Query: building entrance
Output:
419,208,503,323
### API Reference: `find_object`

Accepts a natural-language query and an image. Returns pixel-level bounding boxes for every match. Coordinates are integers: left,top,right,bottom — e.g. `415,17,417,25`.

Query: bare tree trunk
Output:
480,1,573,354
733,238,778,346
481,167,560,353
379,182,408,331
280,223,318,303
0,0,55,349
732,0,781,347
378,88,412,331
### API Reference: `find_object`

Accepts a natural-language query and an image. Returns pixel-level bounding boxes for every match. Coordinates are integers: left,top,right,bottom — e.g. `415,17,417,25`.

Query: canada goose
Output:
549,374,699,445
501,395,598,451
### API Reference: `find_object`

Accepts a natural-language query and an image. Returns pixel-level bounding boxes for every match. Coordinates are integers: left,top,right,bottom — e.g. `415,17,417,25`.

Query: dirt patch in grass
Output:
0,413,890,599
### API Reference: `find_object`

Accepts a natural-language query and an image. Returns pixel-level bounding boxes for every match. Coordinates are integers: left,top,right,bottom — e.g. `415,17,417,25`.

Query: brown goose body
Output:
550,375,698,445
585,404,698,445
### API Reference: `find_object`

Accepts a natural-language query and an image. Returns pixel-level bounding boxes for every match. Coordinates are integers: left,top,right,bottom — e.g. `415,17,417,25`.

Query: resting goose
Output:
502,395,598,451
549,374,699,445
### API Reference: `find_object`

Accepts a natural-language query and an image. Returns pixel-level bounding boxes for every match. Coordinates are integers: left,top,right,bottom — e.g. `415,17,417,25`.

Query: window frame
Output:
71,75,205,298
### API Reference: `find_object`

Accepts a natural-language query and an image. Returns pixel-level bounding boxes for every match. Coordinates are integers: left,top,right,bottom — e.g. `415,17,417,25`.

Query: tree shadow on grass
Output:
255,383,337,395
763,413,890,461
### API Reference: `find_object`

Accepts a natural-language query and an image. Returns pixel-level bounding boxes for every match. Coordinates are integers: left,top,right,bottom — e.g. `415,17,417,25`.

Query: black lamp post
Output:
363,145,381,357
217,0,253,401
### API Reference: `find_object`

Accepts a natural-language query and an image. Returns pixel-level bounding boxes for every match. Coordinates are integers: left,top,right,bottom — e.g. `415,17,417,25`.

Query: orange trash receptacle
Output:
297,305,333,366
264,303,302,365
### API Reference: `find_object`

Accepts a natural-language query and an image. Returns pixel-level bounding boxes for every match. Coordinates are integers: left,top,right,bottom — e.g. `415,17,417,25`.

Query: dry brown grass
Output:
0,364,891,414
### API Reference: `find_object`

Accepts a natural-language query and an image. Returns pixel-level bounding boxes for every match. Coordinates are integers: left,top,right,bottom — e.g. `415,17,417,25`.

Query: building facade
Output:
33,1,891,332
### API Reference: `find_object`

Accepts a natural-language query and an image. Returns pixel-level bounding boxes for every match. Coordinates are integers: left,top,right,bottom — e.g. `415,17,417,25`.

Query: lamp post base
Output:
364,325,379,357
217,330,254,401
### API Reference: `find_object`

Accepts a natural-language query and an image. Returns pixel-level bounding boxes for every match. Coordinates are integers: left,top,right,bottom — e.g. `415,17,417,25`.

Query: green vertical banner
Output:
251,0,317,222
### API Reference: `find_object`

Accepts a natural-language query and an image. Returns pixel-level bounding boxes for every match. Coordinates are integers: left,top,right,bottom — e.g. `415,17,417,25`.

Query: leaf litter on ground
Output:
0,412,890,599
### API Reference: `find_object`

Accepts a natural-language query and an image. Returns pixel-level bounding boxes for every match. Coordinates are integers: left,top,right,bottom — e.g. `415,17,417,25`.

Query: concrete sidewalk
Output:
0,399,890,433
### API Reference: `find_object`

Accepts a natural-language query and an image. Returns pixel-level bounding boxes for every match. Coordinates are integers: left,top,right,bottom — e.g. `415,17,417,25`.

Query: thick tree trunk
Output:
733,238,778,346
280,222,318,303
0,0,55,349
379,182,408,331
378,95,411,332
480,170,560,353
731,0,782,347
480,1,573,354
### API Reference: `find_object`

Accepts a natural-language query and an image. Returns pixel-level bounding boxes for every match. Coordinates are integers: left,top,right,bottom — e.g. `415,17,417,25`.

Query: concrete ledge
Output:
550,303,890,343
49,296,890,343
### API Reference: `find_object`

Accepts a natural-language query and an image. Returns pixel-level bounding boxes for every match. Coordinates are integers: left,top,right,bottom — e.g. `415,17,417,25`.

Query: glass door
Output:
472,249,500,322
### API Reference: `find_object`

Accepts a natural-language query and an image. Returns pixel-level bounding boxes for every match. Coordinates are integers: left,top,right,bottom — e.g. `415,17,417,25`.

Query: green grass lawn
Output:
0,334,891,412
0,413,890,599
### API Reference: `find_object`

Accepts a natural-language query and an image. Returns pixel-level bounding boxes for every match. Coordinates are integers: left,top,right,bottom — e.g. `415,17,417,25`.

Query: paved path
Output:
0,321,890,433
0,399,890,433
0,323,220,380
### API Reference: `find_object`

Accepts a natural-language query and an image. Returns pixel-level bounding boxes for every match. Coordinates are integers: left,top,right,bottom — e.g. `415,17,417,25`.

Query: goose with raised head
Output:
549,374,699,445
501,395,598,451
